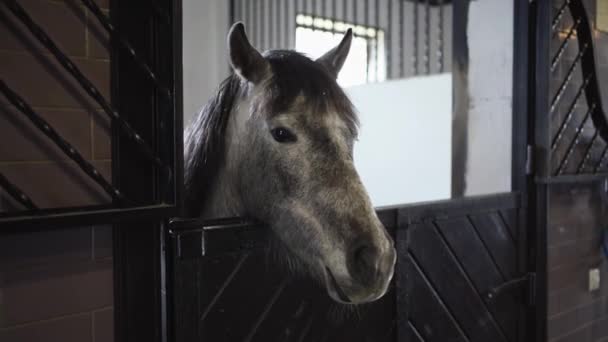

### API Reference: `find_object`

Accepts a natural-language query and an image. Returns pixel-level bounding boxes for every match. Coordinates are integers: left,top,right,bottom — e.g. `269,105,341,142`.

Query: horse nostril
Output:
351,244,379,280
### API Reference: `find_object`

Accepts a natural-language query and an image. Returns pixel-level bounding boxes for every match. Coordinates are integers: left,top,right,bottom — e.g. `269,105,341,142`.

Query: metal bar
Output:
332,0,336,20
0,80,124,203
536,172,608,184
261,0,266,50
0,204,176,232
343,0,347,23
555,103,595,175
575,130,599,172
277,0,282,48
268,0,274,49
374,0,379,81
0,172,38,210
365,0,370,82
551,74,592,149
387,0,392,79
552,0,571,32
551,18,581,72
399,0,404,77
285,0,290,48
79,0,171,99
594,145,608,173
549,43,588,113
424,0,430,74
438,0,444,73
3,0,164,170
413,0,419,75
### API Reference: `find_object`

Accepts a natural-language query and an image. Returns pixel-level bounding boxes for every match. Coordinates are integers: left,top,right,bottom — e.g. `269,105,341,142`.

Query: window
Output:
295,15,386,87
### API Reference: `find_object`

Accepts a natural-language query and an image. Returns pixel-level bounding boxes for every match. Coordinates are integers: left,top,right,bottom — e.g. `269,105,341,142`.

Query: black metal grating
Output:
0,0,182,228
549,0,608,176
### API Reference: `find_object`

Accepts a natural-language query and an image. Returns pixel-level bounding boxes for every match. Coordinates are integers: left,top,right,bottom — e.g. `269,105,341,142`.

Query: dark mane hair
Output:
184,50,358,217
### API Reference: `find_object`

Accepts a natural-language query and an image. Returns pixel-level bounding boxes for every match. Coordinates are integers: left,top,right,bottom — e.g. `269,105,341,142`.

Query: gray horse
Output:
184,22,396,304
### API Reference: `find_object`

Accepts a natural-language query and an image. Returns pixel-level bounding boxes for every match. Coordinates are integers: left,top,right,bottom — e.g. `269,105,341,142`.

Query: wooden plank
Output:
199,251,285,341
409,222,507,342
498,208,518,243
407,254,469,342
436,217,519,342
468,212,518,278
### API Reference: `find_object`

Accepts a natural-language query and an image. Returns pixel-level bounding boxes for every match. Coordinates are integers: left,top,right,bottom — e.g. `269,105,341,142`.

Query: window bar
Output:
322,0,327,18
245,0,250,33
593,145,608,173
387,0,393,79
413,0,419,75
0,80,124,203
551,74,592,149
79,0,171,99
3,0,164,170
285,0,290,48
365,0,370,82
354,0,358,26
269,0,275,49
575,130,599,173
261,0,266,50
552,0,571,32
277,0,282,48
550,43,588,114
399,0,404,77
424,0,430,74
253,0,258,47
332,0,337,21
438,0,444,73
555,102,595,175
0,172,38,211
374,0,380,82
551,18,581,72
343,0,347,24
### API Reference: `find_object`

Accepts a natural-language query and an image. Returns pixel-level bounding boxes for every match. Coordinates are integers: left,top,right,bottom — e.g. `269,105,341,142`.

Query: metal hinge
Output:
525,145,534,175
485,272,536,306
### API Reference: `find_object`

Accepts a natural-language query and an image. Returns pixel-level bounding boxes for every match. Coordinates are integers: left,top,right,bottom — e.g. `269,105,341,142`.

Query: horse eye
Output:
271,127,297,143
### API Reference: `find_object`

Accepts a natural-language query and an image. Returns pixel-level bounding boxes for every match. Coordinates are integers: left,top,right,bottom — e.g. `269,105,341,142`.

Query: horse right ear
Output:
227,22,269,84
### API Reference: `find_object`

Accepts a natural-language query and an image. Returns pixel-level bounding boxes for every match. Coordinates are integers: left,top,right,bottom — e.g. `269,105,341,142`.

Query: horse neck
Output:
198,97,250,219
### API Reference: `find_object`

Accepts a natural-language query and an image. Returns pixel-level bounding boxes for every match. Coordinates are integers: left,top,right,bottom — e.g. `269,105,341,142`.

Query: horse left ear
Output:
227,22,269,84
316,28,353,78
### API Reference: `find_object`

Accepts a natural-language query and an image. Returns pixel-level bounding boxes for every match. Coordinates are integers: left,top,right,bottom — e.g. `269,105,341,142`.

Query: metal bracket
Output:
526,145,534,175
485,272,536,306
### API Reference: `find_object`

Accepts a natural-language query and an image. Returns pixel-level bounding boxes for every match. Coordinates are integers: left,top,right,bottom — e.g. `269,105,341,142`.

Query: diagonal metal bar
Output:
555,103,595,175
593,145,608,173
550,43,588,114
551,18,581,72
552,0,571,32
0,172,38,210
551,74,592,149
3,0,164,169
0,80,124,203
79,0,171,99
576,129,599,173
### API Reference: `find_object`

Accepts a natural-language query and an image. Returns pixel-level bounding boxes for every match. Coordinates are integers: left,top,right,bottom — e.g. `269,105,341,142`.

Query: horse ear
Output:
316,28,353,78
227,22,269,83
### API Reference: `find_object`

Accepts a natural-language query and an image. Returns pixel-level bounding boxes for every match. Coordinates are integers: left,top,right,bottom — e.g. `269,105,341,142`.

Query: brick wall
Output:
0,1,114,341
547,1,608,341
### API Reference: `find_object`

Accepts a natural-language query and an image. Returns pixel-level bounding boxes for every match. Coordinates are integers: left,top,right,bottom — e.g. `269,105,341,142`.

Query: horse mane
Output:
184,50,358,217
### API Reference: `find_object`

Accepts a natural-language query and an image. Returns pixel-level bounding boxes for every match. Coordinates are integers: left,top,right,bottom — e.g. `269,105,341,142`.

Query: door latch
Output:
485,272,536,305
